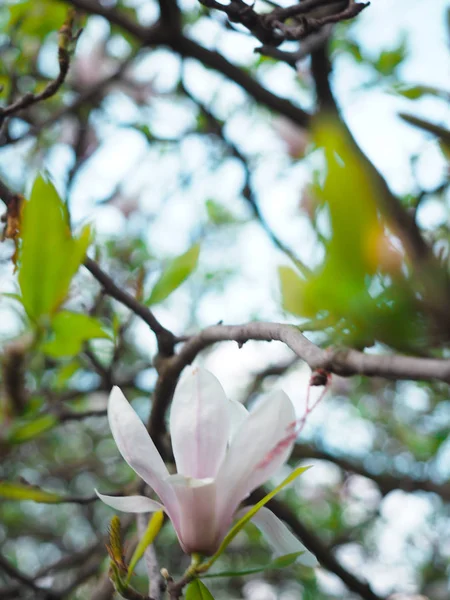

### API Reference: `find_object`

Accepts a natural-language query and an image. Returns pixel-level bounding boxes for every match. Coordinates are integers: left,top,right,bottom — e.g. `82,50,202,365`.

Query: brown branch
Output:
292,444,450,500
171,35,310,127
148,320,450,445
57,408,108,422
0,11,79,123
61,0,311,127
83,257,176,355
157,0,181,29
175,322,450,382
198,0,368,49
0,176,176,355
244,358,298,403
0,178,16,207
257,25,332,64
1,51,138,148
399,112,450,146
267,0,352,21
0,552,58,599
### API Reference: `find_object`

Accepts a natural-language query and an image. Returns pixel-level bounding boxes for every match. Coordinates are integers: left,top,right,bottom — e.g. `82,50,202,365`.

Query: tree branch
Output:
310,43,450,335
0,552,58,599
83,257,176,356
180,76,311,275
0,11,78,124
292,443,450,500
61,0,311,127
148,320,450,444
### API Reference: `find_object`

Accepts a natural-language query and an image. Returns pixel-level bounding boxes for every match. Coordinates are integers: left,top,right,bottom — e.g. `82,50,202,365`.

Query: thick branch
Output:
148,321,450,442
61,0,311,127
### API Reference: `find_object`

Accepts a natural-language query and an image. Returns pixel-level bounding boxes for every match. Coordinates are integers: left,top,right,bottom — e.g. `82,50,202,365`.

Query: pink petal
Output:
170,368,230,479
108,387,175,506
167,475,223,556
236,506,317,567
216,390,296,518
95,491,164,513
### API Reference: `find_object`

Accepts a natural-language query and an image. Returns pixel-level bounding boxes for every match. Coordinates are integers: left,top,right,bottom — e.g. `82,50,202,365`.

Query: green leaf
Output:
126,511,164,585
54,359,81,388
280,114,424,351
42,311,110,358
8,414,57,443
374,38,407,76
201,552,304,579
202,466,310,570
271,551,303,568
0,481,63,503
18,176,92,324
389,84,449,101
278,266,304,316
206,200,239,225
147,243,200,305
185,579,215,600
8,0,68,39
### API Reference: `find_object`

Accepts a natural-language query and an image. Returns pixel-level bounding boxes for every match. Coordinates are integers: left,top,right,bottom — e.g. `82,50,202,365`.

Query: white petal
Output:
237,506,318,567
170,367,230,479
108,387,173,504
167,475,224,556
216,390,296,515
228,397,248,442
96,491,164,513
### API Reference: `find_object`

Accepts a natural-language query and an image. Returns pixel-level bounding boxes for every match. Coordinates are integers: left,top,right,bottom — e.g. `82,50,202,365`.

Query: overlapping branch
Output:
198,0,369,60
148,320,450,448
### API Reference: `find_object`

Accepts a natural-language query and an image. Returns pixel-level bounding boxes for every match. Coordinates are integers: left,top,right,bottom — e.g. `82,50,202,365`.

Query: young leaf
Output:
42,311,110,358
278,266,304,316
374,38,407,76
7,414,57,443
18,176,91,324
8,0,68,40
147,243,200,305
202,466,310,570
126,510,164,584
206,200,238,225
0,481,63,503
201,551,304,579
185,579,215,600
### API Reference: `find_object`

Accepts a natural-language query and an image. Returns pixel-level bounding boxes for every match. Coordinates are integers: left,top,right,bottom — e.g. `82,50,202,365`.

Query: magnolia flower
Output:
97,368,316,565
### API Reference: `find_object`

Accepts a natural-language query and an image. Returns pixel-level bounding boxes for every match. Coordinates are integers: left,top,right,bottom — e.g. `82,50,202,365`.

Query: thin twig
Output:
292,443,450,500
0,552,58,599
0,11,79,123
83,257,176,355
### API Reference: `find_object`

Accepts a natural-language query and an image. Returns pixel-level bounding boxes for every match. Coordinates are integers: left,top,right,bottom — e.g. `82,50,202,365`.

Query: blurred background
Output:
0,0,449,598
